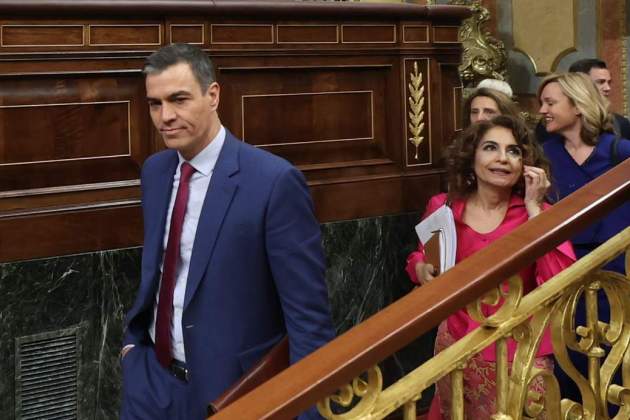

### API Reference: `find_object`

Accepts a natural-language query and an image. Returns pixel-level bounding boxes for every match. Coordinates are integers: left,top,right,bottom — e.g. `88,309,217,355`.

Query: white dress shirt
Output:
149,126,226,362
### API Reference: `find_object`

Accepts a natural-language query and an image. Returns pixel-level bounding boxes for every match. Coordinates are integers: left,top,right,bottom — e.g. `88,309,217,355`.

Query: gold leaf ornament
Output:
407,61,426,160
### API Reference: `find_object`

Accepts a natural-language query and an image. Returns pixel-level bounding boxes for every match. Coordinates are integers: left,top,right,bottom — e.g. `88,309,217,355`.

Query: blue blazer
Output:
123,130,334,413
544,132,630,274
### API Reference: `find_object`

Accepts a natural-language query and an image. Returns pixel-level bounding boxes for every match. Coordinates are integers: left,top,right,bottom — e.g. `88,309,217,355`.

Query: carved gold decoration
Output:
407,61,425,160
512,0,576,75
317,226,630,420
450,0,507,86
317,365,383,419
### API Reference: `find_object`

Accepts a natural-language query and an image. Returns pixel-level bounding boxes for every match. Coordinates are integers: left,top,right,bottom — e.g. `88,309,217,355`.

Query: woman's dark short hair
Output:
143,43,216,90
446,114,550,201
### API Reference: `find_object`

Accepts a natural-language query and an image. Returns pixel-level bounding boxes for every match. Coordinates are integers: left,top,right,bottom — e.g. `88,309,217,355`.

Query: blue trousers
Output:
120,345,206,420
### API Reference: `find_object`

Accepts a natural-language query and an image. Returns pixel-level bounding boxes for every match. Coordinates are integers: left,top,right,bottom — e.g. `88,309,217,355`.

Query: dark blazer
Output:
123,130,335,414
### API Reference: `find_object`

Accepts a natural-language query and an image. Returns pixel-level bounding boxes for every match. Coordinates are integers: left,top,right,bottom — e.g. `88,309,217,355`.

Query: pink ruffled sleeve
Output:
534,202,577,285
406,194,448,285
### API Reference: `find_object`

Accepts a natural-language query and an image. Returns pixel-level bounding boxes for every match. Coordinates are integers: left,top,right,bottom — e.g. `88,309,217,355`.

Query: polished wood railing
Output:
212,158,630,419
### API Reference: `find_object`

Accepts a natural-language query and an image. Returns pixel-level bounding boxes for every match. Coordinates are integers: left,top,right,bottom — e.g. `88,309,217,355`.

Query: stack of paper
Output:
414,205,457,275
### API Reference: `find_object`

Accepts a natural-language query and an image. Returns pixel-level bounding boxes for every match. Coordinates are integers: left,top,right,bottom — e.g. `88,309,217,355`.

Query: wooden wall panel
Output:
242,91,373,145
0,1,470,262
89,24,162,46
1,102,129,164
219,64,392,167
1,24,84,47
0,73,149,194
276,25,338,44
210,24,274,45
169,24,205,44
341,25,397,44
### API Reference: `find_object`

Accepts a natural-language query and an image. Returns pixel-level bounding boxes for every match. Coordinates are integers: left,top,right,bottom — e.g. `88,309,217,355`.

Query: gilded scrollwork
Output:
317,229,630,420
407,61,425,160
317,365,383,419
467,274,523,327
450,0,507,87
550,270,630,418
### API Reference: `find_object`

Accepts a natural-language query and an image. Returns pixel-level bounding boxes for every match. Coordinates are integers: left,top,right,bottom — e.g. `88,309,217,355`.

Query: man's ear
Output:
207,82,220,111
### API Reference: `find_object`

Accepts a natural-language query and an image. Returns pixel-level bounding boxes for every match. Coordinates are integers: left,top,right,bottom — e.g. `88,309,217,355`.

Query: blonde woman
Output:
538,72,630,413
538,72,629,274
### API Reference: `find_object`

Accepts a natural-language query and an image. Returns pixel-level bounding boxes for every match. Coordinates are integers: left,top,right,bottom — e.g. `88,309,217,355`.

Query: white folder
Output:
414,204,457,275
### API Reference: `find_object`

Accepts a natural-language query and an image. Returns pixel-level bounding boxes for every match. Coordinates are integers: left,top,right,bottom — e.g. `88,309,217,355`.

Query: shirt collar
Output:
177,125,226,176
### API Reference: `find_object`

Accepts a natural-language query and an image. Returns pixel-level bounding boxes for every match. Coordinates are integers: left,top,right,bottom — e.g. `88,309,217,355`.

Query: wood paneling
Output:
89,24,161,46
403,25,429,43
341,25,397,44
0,102,130,164
242,91,373,145
0,1,470,262
210,24,274,44
219,63,394,168
1,24,84,47
169,24,204,45
0,72,149,193
433,26,459,43
277,25,338,44
0,204,143,262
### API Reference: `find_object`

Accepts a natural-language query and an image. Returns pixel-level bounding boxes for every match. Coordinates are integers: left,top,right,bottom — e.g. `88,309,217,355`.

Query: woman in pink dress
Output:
406,115,575,419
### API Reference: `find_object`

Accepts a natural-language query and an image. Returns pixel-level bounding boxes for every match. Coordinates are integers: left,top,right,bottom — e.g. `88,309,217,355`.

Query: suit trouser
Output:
120,344,205,420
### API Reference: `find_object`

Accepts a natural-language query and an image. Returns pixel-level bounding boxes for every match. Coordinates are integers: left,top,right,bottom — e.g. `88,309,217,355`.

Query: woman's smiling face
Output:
538,81,581,134
473,126,524,191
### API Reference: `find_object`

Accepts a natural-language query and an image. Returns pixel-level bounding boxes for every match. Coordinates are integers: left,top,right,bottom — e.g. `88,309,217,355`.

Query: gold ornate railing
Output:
318,227,630,419
212,160,629,420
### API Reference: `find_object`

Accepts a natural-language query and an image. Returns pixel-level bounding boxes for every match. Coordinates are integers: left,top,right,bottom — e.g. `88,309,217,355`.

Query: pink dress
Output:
406,193,575,419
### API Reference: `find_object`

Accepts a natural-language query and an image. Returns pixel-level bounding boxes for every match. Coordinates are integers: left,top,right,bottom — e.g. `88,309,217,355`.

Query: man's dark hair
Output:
568,58,607,74
143,43,216,90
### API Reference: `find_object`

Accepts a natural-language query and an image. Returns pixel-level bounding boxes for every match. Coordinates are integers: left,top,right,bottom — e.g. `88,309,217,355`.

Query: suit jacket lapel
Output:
138,152,179,310
184,132,240,310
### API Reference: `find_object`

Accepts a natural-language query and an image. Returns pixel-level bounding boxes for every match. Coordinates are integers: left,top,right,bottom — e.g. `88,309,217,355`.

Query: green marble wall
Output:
0,213,435,419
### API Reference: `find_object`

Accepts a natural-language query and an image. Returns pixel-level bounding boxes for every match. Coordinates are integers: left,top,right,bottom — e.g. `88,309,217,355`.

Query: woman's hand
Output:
523,165,550,218
414,262,437,285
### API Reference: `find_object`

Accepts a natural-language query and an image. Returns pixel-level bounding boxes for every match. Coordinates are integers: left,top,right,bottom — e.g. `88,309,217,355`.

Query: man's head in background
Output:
569,58,611,98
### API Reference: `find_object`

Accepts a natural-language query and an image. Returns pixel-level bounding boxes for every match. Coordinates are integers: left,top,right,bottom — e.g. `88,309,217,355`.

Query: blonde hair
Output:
537,72,613,145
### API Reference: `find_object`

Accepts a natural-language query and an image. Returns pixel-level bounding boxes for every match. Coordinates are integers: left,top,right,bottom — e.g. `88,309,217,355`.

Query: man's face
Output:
588,67,611,97
145,62,220,160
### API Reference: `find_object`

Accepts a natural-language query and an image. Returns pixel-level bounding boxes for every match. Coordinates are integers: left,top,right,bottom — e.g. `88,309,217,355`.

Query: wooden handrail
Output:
213,158,630,419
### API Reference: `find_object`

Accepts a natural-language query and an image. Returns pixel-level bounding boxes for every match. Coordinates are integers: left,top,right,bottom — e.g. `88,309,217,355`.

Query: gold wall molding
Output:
512,0,576,75
407,61,425,160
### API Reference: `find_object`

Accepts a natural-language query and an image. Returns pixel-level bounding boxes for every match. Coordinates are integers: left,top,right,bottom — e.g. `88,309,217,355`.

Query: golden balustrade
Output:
317,227,630,419
212,160,629,420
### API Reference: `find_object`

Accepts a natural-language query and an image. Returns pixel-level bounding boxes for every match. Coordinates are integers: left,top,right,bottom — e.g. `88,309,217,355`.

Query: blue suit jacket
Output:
123,130,334,414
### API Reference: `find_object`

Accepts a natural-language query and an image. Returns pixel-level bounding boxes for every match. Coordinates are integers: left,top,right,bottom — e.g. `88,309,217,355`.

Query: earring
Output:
465,172,476,187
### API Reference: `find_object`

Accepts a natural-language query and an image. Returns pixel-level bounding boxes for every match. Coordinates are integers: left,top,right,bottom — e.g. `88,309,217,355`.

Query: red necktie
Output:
155,162,195,368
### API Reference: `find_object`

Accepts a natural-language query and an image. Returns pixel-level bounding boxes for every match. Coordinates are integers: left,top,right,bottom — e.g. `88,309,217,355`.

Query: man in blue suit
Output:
120,43,335,419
